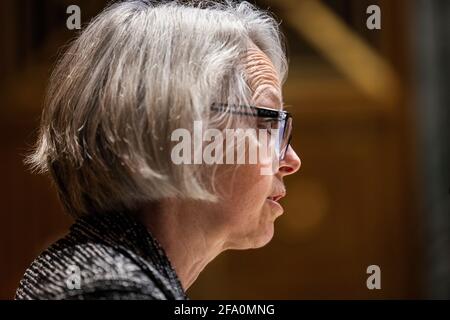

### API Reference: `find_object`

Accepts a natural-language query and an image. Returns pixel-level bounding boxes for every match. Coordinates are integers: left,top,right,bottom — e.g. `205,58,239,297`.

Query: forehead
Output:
242,45,282,109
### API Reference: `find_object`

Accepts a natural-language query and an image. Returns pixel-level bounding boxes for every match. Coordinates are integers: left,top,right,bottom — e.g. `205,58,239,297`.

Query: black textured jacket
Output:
15,211,188,300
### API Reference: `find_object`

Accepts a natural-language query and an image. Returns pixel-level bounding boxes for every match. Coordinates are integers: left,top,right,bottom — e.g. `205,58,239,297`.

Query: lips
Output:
267,191,286,203
266,191,285,215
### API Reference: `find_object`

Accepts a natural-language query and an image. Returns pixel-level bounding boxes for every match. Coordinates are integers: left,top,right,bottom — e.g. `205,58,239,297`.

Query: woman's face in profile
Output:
207,46,301,250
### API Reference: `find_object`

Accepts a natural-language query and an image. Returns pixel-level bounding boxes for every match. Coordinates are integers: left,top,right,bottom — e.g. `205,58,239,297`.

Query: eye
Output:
257,122,271,132
257,119,280,137
257,119,275,131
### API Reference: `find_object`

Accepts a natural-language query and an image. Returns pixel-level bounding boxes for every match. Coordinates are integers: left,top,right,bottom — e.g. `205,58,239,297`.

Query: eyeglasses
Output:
210,103,293,160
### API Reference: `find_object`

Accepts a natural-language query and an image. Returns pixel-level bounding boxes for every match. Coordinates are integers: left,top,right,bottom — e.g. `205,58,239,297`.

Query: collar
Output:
70,211,187,299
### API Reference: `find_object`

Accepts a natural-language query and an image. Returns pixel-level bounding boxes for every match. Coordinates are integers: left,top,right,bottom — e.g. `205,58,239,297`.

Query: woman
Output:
16,0,301,300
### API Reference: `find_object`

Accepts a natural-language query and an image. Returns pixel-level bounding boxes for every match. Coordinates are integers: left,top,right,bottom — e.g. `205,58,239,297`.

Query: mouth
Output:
266,194,285,215
267,192,286,203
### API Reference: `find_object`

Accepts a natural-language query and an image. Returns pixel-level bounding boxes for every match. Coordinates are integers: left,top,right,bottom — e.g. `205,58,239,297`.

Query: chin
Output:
227,206,279,250
248,221,276,249
227,222,275,250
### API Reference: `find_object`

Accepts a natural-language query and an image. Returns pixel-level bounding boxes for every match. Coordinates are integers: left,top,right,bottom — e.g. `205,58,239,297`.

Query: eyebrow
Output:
256,87,283,109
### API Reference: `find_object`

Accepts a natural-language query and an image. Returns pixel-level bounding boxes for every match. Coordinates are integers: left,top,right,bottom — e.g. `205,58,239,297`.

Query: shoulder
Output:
52,278,166,300
15,239,168,300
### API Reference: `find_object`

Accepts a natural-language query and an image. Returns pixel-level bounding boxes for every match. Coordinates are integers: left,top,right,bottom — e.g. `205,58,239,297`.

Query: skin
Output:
137,45,301,291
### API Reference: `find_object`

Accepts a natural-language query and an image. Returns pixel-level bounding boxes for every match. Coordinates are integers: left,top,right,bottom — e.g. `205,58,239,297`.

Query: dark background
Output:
0,0,448,299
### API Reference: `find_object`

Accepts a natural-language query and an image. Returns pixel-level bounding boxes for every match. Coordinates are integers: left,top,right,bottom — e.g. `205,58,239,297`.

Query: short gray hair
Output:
27,0,288,217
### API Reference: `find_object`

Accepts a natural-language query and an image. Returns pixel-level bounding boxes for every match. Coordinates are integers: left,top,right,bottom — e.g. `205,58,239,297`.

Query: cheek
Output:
228,164,273,213
211,162,274,228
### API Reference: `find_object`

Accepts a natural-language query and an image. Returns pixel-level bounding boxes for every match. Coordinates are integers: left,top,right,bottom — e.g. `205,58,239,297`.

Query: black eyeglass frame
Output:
210,103,293,160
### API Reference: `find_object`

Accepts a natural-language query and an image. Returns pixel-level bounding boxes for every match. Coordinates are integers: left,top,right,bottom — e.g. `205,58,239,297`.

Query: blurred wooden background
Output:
0,0,425,299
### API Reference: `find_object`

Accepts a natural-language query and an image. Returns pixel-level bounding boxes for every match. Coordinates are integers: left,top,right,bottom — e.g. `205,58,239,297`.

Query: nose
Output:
279,146,301,176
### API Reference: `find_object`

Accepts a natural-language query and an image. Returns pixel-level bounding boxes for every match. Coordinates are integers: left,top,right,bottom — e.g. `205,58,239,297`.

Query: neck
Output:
136,200,227,291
